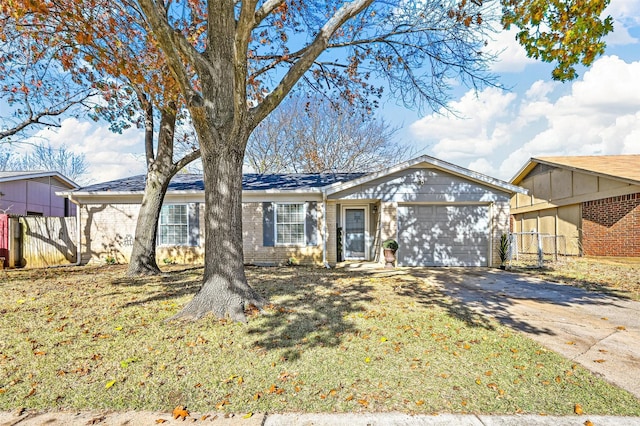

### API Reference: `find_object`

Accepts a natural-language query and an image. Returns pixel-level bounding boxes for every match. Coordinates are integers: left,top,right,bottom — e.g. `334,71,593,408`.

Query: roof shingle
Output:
74,172,367,193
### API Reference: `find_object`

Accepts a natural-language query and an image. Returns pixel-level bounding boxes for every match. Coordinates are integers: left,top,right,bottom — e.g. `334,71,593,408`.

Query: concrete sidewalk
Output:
2,410,640,426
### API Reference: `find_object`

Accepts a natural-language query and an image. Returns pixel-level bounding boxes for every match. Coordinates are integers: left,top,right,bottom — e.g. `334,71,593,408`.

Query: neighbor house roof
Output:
66,172,367,195
0,170,78,188
511,155,640,186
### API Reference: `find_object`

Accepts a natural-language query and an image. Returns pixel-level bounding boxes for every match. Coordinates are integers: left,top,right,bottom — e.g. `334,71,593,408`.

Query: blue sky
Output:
24,0,640,184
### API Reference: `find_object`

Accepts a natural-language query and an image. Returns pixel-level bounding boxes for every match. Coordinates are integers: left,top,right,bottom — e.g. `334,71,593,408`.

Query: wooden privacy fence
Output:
3,216,77,268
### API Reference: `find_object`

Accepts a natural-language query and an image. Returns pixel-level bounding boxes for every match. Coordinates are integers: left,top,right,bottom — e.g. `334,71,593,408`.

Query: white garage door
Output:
397,204,490,267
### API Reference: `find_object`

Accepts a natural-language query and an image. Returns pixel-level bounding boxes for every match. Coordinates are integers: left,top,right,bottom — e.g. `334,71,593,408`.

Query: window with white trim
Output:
275,203,305,245
159,204,189,245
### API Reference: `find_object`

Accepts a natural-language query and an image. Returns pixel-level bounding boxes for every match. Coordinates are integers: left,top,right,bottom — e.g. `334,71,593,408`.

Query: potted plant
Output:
498,233,510,270
382,239,398,268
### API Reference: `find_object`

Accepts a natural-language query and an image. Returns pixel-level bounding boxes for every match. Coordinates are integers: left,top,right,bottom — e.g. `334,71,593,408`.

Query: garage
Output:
397,204,490,267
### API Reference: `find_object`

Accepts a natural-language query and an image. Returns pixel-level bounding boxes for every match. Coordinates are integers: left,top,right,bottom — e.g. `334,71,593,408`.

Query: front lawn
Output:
1,265,638,416
511,256,640,301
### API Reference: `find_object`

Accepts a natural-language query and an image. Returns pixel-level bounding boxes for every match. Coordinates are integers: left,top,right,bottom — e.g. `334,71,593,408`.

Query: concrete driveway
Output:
416,268,640,399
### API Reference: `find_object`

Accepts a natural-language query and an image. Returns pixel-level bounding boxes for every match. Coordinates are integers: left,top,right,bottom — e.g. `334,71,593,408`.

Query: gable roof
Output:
68,172,367,195
511,155,640,186
0,170,78,189
62,155,526,198
325,154,526,195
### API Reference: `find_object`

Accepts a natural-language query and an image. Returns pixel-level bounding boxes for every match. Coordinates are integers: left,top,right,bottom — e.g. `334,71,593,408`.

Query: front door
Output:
344,208,366,259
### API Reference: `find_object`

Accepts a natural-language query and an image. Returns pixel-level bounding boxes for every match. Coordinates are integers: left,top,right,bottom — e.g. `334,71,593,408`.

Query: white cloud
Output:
488,28,537,73
410,87,517,162
605,0,640,46
28,118,146,183
409,56,640,181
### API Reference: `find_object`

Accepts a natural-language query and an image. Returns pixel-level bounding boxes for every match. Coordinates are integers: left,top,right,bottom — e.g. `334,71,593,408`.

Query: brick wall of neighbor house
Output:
242,202,323,266
582,193,640,257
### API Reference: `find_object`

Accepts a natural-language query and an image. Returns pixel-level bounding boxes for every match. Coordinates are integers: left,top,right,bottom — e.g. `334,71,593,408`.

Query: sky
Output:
20,0,640,184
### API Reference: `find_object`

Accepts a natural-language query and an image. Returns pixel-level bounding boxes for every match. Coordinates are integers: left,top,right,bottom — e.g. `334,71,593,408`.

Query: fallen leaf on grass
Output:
243,412,253,419
105,380,116,389
172,406,189,420
357,399,369,407
574,403,584,415
267,384,284,395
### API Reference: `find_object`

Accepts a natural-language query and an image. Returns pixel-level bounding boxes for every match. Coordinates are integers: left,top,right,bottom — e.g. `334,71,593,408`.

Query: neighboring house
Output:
0,171,78,268
58,155,525,267
0,171,78,216
510,155,640,257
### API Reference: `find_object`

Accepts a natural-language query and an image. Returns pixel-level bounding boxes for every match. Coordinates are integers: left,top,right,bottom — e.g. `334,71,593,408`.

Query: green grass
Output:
1,265,639,416
510,256,640,301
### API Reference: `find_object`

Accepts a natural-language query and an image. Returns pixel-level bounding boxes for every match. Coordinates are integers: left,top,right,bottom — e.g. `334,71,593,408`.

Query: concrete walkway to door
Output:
414,267,640,399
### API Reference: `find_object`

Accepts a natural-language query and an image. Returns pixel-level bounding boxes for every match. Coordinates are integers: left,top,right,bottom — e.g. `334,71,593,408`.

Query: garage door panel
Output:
397,205,489,267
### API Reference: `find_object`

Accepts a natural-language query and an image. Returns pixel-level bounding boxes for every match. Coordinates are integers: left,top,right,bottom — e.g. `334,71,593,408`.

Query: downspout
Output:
322,190,330,269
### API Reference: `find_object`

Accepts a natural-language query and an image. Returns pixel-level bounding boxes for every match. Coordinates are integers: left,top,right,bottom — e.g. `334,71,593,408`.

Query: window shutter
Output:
262,202,275,247
188,203,200,246
305,201,318,246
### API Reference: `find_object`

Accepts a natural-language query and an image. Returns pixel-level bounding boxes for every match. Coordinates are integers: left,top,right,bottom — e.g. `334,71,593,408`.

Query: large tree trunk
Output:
170,135,264,322
126,168,171,276
127,105,177,276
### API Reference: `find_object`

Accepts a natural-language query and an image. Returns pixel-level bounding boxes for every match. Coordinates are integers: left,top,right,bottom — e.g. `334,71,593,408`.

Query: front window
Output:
159,204,188,245
276,203,305,245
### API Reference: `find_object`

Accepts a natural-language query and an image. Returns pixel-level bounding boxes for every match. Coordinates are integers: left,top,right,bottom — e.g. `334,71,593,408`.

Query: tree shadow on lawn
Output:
109,264,627,355
245,267,375,362
388,268,499,331
110,266,204,306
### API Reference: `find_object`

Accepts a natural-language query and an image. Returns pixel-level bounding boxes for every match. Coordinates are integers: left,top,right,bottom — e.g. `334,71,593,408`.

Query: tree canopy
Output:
246,95,410,174
1,0,614,321
0,142,89,182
